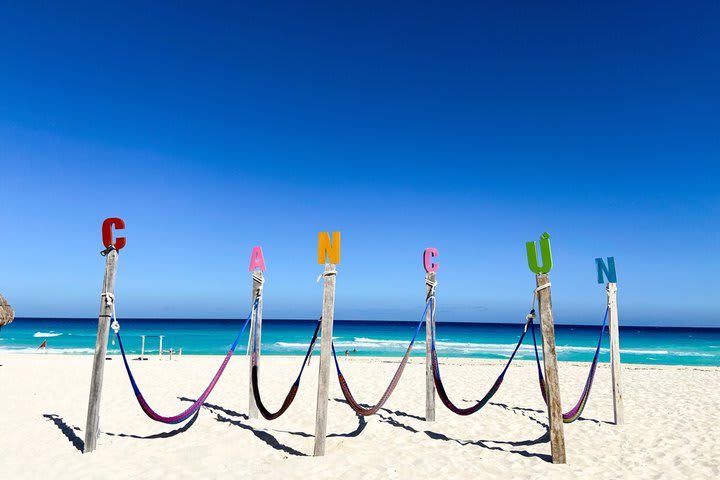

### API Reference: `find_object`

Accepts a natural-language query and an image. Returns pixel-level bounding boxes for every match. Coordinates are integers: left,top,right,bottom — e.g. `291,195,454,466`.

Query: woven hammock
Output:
531,307,608,423
251,319,321,420
431,307,530,416
331,300,430,416
116,299,256,424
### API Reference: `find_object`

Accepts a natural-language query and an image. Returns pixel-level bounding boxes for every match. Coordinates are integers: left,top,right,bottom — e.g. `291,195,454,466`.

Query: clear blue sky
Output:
0,1,718,326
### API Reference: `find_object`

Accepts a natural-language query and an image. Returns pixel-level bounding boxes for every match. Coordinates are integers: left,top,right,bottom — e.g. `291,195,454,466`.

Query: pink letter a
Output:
249,246,266,272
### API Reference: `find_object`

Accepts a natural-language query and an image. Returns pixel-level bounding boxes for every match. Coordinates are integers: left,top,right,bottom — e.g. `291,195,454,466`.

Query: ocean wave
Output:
274,342,318,348
272,337,716,359
671,351,716,357
0,347,94,354
620,348,669,355
33,332,63,338
275,337,537,355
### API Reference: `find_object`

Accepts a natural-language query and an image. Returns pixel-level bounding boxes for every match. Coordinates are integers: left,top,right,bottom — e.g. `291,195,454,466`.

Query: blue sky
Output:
0,1,718,326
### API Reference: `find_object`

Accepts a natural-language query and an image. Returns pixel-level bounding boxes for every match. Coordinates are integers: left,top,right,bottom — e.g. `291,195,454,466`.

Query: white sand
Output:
0,354,718,479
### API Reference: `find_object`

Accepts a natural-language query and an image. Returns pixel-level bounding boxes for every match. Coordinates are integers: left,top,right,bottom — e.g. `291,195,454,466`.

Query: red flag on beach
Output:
38,340,47,349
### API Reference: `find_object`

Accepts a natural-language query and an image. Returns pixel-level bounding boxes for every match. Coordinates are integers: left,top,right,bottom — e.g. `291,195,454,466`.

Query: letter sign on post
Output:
595,257,617,284
102,218,126,251
423,248,439,272
249,246,267,272
526,232,553,274
318,232,341,264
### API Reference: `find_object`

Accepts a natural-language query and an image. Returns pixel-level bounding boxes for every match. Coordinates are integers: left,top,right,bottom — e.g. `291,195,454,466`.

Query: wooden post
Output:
248,271,264,419
424,271,436,422
159,336,164,359
607,282,624,424
83,249,119,453
313,263,337,456
535,273,567,464
140,335,146,359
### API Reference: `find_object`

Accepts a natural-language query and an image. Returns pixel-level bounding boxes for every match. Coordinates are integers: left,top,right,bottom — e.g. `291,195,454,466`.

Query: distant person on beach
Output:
345,350,349,357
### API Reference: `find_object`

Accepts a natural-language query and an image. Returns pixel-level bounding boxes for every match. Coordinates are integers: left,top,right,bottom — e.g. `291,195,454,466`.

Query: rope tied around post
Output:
425,276,438,301
316,267,337,283
252,271,265,290
530,282,551,312
101,292,120,335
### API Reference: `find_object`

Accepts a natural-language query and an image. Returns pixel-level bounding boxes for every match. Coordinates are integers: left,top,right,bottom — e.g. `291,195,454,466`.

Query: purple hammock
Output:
116,300,256,424
530,307,608,423
330,299,431,416
431,297,531,416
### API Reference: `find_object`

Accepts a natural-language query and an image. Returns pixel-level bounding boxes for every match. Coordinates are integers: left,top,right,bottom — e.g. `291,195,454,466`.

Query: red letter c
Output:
102,218,126,250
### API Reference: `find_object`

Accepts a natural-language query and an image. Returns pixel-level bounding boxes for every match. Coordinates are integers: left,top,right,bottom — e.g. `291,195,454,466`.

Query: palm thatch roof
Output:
0,294,14,328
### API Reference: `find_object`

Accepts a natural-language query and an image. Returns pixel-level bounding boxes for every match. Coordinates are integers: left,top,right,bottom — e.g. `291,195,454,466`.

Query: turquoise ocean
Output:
1,317,719,367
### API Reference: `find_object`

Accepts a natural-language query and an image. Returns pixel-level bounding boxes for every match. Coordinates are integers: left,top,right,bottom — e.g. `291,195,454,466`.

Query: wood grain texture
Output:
607,282,624,425
425,271,436,422
536,273,567,464
248,272,264,419
83,249,118,453
313,263,336,456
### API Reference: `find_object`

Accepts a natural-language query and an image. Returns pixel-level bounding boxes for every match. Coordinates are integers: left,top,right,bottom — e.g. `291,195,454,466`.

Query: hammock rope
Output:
530,306,608,423
430,296,532,416
330,299,431,416
250,317,322,420
115,295,258,424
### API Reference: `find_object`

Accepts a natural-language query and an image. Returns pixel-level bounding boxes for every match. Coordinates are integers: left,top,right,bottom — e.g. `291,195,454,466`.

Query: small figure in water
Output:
345,350,349,357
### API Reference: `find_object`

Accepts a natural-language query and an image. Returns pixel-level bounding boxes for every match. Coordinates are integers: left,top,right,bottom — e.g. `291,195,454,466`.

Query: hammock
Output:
530,307,608,423
330,300,430,416
116,298,257,424
250,318,321,420
430,296,530,416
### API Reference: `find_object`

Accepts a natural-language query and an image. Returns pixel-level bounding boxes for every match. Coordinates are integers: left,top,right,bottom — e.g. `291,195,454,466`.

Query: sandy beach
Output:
0,354,717,479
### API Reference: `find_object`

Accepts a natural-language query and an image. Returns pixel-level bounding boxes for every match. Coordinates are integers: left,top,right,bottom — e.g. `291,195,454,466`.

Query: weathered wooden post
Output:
596,256,623,425
84,217,126,453
607,283,623,424
423,248,439,422
248,270,264,419
314,231,340,456
247,246,266,419
527,232,566,464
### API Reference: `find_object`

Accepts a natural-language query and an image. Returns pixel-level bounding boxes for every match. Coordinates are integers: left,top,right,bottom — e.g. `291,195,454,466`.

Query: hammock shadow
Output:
179,398,306,457
42,411,199,453
375,412,553,463
263,398,368,440
488,401,613,426
377,406,426,421
178,397,249,420
328,398,367,438
214,413,307,457
486,402,548,429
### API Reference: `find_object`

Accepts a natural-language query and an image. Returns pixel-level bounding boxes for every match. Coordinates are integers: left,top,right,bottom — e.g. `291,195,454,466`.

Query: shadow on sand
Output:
42,411,199,453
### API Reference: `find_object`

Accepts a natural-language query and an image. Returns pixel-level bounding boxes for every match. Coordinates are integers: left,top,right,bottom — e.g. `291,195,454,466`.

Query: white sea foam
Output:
33,332,63,338
0,347,94,354
620,348,669,355
272,337,716,360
